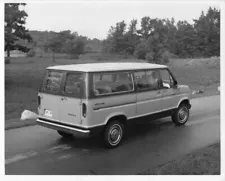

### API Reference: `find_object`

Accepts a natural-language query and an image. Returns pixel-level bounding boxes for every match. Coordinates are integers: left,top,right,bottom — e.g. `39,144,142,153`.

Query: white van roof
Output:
47,62,167,72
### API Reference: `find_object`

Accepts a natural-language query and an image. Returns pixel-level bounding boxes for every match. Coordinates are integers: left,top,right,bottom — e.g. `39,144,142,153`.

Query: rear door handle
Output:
61,97,67,101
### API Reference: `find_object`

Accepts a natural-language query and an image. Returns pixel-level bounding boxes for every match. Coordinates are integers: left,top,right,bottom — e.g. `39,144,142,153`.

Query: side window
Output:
93,72,133,95
146,70,160,90
159,69,174,89
64,73,85,96
134,70,160,91
134,71,149,90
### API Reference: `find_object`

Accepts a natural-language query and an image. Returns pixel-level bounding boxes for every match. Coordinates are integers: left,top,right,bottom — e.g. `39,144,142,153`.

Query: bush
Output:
134,42,149,59
27,49,36,57
145,52,154,63
167,52,178,59
161,51,170,64
5,57,10,64
145,51,170,64
69,54,79,59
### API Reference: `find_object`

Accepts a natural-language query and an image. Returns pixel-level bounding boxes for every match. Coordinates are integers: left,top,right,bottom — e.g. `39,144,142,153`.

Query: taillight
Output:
82,103,87,117
38,95,41,107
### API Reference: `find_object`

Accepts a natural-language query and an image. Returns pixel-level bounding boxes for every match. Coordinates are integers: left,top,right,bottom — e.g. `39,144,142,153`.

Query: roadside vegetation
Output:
139,142,220,175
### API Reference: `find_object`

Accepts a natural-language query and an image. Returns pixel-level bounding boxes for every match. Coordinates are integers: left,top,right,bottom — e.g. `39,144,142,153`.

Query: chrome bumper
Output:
36,118,90,138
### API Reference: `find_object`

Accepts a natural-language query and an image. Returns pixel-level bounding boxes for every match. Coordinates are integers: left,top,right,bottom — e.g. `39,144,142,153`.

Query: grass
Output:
139,142,220,175
5,55,220,121
169,57,220,98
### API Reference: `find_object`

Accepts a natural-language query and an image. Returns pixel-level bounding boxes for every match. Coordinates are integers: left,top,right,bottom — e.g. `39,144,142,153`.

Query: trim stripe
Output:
93,101,136,111
128,107,177,120
137,97,161,104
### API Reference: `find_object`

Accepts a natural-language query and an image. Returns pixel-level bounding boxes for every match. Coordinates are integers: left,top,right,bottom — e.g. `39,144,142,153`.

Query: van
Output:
37,62,191,148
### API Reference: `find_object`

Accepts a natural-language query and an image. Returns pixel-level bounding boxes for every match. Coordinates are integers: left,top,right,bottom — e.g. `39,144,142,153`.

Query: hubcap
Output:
108,124,122,145
178,106,188,123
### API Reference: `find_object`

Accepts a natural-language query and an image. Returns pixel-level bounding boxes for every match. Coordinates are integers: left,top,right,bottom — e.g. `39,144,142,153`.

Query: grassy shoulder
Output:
5,56,220,122
139,142,220,175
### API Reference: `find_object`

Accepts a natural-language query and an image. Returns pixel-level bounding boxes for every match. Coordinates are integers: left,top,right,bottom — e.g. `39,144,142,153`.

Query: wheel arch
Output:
177,98,191,108
104,113,127,126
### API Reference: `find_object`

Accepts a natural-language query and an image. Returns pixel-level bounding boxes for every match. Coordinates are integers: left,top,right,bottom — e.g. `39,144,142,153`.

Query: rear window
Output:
43,71,63,93
64,73,85,96
42,70,85,98
93,72,134,95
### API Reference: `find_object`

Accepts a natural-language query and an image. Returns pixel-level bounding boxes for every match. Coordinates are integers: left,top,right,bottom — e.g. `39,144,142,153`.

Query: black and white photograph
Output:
2,0,224,177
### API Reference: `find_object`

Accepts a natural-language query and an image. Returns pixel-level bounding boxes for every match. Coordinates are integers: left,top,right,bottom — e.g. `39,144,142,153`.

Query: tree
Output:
5,3,32,59
103,21,128,54
57,30,74,53
175,21,196,58
44,33,62,62
138,16,152,39
63,37,85,58
146,19,169,63
125,19,140,54
165,18,177,55
193,7,220,57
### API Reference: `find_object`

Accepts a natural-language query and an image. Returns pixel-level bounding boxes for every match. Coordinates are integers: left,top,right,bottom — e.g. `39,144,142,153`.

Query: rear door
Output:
38,70,64,120
59,72,86,125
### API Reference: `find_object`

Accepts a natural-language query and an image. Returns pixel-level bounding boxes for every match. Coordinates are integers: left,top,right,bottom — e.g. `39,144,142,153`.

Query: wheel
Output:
172,103,190,125
103,120,124,148
57,130,73,138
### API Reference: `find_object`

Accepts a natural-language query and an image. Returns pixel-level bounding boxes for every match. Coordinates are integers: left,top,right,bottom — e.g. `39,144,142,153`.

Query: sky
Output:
24,2,220,40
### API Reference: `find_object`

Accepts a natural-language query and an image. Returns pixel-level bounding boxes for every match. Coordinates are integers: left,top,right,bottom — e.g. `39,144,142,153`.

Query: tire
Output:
172,103,190,125
103,120,124,148
57,130,73,138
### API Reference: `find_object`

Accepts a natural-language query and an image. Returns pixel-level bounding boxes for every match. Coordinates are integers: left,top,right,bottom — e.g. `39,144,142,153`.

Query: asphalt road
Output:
5,95,220,175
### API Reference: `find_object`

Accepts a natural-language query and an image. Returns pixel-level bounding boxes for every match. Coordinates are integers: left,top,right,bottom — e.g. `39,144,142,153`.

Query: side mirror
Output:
174,80,178,87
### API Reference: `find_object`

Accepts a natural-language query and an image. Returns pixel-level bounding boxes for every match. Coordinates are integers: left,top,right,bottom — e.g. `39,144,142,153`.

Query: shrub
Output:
145,51,170,64
145,52,154,63
161,51,170,64
5,57,10,64
134,42,149,59
69,54,79,59
27,49,36,57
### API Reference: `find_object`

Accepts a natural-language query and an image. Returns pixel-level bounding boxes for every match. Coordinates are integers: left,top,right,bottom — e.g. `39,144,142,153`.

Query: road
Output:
5,95,220,175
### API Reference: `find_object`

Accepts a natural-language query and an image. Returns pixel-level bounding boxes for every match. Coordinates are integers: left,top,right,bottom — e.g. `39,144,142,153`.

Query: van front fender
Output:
177,97,191,109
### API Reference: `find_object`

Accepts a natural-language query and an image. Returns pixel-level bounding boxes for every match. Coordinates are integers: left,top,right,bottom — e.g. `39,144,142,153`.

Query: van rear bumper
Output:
36,118,104,138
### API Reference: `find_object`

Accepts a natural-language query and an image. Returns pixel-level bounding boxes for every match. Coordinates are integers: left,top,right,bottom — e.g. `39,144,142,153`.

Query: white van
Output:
37,62,191,148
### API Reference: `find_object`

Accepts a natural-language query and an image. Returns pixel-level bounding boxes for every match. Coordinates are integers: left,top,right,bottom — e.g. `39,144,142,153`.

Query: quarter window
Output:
93,72,133,95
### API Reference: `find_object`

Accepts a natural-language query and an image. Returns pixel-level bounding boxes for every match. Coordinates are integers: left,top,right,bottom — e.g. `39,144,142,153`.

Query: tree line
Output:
5,3,220,64
28,30,102,60
102,7,220,63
